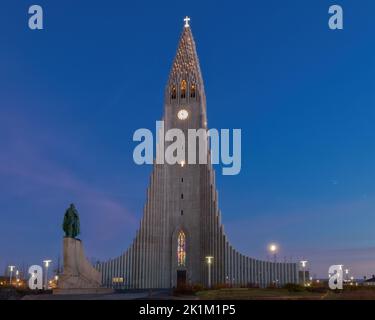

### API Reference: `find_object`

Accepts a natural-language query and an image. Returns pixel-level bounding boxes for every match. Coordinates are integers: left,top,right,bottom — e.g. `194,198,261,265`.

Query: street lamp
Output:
268,244,278,263
268,244,278,285
206,256,214,289
8,266,15,286
43,260,52,290
300,260,308,286
345,269,349,283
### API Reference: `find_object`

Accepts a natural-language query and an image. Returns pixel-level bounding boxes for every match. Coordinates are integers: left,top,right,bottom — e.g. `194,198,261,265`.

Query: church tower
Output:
161,18,210,287
98,18,298,288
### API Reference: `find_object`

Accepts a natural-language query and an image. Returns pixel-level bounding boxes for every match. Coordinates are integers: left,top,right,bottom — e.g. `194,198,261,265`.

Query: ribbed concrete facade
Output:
97,22,298,288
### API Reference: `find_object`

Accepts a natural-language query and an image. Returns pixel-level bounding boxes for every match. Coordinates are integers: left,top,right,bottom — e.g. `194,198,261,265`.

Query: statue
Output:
63,204,80,238
56,203,106,294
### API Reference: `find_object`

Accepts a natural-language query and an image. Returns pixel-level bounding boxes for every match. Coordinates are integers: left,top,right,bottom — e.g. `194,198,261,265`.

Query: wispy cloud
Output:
223,196,375,277
0,109,138,264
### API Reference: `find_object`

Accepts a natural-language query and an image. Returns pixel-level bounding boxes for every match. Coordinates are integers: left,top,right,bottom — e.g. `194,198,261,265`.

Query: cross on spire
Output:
184,16,190,28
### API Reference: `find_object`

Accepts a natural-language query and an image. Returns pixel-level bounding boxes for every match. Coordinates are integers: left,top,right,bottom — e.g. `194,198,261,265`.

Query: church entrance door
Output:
177,270,187,288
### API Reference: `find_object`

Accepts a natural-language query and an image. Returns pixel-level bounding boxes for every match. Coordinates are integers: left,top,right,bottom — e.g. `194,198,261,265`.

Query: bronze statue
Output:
63,204,80,238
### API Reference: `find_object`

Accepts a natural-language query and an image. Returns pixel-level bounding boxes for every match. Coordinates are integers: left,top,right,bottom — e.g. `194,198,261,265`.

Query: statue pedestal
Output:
54,238,111,294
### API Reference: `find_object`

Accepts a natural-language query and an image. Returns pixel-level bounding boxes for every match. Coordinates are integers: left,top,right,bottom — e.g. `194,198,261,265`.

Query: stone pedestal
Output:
55,237,106,294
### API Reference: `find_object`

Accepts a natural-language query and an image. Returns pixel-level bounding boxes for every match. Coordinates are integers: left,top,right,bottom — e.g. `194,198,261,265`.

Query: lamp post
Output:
43,260,52,290
16,270,20,286
300,260,308,286
206,256,214,289
8,266,15,286
268,244,278,285
345,269,349,283
268,244,278,263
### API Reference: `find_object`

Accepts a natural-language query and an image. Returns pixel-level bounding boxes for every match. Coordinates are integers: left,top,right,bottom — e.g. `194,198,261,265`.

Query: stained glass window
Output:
190,83,196,98
181,80,187,98
177,230,186,266
171,85,177,99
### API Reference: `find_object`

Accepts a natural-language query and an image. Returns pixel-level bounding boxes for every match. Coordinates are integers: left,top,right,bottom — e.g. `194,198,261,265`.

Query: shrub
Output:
247,283,260,288
173,285,194,295
213,283,230,290
192,283,205,292
173,283,206,295
306,286,327,293
283,283,306,292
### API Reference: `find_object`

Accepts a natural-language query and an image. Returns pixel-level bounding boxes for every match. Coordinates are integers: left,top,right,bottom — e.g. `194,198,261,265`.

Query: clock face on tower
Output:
177,109,189,120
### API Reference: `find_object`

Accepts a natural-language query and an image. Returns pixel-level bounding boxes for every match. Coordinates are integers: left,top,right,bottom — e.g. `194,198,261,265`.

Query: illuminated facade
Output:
97,19,298,288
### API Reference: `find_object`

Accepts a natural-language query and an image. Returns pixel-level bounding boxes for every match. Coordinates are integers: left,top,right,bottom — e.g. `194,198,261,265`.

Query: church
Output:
97,18,298,289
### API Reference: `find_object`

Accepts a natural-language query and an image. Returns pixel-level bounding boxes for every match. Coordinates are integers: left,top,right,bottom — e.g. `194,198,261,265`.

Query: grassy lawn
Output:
324,288,375,300
196,287,375,300
196,288,325,300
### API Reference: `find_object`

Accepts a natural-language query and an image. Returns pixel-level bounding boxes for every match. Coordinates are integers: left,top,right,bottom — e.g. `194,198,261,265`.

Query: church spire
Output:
168,17,204,91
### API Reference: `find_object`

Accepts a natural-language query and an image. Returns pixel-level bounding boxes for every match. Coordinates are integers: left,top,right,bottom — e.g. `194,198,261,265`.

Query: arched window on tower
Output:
190,84,196,98
181,80,187,99
171,85,177,99
177,230,186,267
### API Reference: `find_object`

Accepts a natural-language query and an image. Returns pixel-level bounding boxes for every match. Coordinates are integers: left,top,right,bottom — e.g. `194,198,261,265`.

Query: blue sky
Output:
0,0,374,278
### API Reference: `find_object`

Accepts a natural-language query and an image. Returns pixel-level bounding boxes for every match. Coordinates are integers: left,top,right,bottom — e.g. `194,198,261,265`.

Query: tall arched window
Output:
180,80,187,99
177,230,186,266
190,84,196,98
171,85,177,99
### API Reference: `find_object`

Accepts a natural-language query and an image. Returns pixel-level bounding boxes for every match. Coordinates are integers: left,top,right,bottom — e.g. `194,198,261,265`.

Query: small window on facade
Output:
171,86,177,99
181,80,187,99
181,193,184,199
181,177,184,182
181,210,184,216
190,84,196,98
